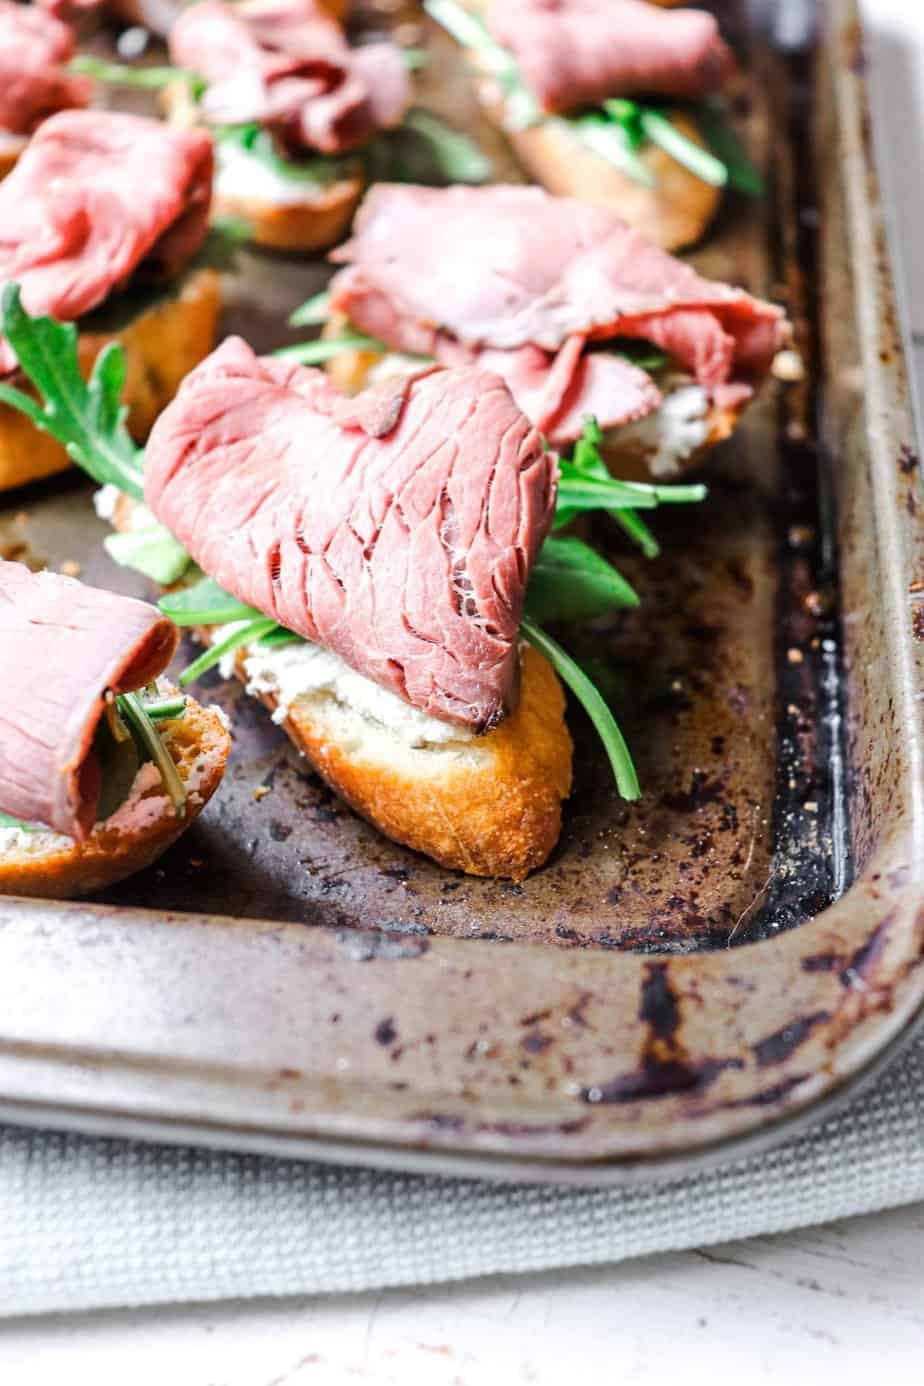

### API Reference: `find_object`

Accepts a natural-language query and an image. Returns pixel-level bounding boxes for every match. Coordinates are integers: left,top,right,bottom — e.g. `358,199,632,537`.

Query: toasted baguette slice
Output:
0,696,231,899
322,319,747,481
247,642,573,880
107,493,572,878
0,267,221,494
163,83,364,254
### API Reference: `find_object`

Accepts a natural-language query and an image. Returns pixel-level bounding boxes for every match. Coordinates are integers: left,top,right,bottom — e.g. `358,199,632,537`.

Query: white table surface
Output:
3,1,924,1377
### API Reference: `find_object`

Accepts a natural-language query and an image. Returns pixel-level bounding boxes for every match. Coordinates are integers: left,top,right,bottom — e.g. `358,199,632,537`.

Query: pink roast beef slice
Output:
0,560,179,839
0,1,90,135
329,184,786,441
0,110,213,373
145,338,557,731
487,0,735,113
170,0,409,155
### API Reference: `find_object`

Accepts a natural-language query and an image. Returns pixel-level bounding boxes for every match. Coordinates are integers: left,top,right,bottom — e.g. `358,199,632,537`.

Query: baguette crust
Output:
212,177,365,254
322,322,746,480
250,644,573,880
0,698,231,899
0,267,221,494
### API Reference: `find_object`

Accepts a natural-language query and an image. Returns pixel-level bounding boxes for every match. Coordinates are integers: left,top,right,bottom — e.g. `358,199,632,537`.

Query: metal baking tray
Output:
0,0,921,1185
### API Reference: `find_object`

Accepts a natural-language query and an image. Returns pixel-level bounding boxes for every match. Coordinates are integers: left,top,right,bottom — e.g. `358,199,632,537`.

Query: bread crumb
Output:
59,560,81,578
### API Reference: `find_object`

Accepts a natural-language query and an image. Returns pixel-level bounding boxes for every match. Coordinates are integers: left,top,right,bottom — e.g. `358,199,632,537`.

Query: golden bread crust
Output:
0,698,231,899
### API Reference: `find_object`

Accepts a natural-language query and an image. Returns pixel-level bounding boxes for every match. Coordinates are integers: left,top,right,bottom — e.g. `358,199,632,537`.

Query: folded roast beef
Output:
170,0,409,156
329,184,787,445
0,1,91,136
0,110,213,373
145,339,557,731
0,560,179,838
486,0,735,114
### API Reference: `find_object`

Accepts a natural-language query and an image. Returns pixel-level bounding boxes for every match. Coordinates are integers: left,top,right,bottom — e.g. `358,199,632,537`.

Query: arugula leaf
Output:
274,333,388,365
70,55,206,98
179,617,280,687
631,106,727,188
525,537,639,623
386,109,492,185
0,285,145,500
116,692,187,817
554,417,706,549
521,617,640,801
0,812,40,833
569,113,655,187
696,97,764,196
141,696,188,722
159,577,262,626
289,292,332,328
104,513,192,585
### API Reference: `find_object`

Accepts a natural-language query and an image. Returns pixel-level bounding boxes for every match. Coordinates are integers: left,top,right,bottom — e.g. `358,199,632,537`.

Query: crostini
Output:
163,0,408,253
313,183,787,480
0,559,229,899
0,1,91,180
427,0,756,250
0,109,220,494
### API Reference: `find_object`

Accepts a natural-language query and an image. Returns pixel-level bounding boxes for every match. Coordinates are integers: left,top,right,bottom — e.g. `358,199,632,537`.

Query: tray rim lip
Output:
0,0,923,1182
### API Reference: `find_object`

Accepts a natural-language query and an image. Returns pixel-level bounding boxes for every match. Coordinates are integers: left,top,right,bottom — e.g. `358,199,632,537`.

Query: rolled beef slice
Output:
0,560,179,838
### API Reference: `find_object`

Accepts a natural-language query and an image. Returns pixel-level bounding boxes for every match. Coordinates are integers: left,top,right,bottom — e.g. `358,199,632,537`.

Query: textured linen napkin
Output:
2,1030,924,1317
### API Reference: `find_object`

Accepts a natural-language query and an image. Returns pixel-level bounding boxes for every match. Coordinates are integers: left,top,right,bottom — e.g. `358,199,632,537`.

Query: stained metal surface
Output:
0,0,921,1181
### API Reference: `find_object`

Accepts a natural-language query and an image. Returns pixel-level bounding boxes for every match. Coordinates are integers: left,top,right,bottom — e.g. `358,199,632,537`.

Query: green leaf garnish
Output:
178,617,280,687
521,616,640,801
569,113,655,187
289,291,331,328
0,285,145,500
393,109,492,184
525,536,638,623
141,696,188,722
69,55,206,99
0,812,40,833
696,97,764,196
274,333,389,365
104,515,192,585
159,577,262,626
115,692,187,817
630,105,727,188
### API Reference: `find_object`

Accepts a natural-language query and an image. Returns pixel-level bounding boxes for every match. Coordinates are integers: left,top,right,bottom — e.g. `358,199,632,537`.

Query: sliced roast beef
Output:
0,110,213,373
170,0,409,156
329,184,786,444
0,560,178,839
487,0,735,114
0,1,90,136
145,338,557,731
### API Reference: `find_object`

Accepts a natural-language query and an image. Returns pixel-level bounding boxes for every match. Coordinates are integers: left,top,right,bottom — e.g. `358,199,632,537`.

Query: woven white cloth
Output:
2,1032,924,1317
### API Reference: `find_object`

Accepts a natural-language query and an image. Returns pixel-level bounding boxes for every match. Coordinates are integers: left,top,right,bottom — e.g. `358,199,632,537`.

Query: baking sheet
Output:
0,0,921,1182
